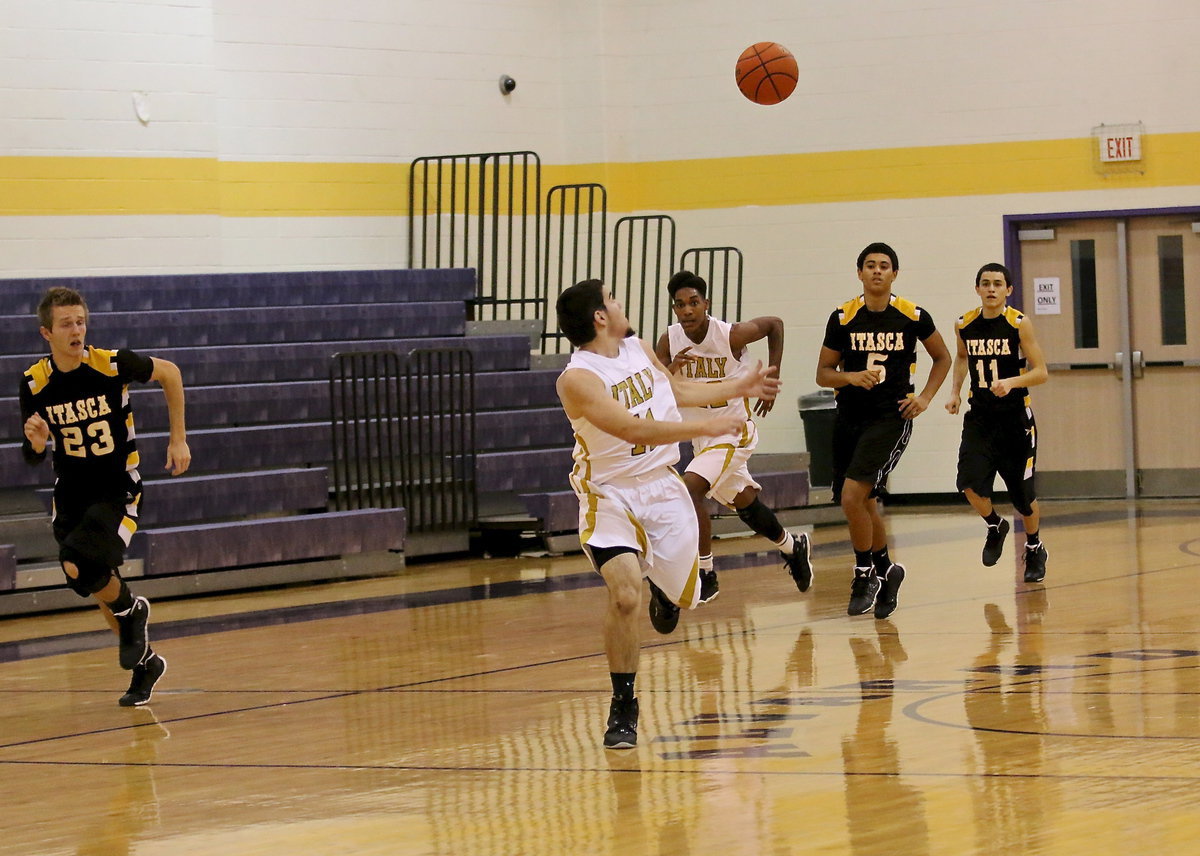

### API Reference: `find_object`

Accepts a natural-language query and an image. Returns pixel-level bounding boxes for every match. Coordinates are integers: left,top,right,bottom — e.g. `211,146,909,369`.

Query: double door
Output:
1018,214,1200,497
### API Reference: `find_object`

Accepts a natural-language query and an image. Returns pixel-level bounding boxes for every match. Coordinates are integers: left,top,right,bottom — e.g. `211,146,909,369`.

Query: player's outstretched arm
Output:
731,316,784,416
557,368,744,446
151,357,191,476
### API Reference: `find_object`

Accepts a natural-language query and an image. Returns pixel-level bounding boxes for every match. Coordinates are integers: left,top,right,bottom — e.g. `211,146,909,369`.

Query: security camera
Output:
499,75,516,95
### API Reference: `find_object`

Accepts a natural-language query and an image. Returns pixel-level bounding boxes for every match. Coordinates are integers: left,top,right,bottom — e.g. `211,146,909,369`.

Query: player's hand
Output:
990,378,1014,397
23,413,50,452
753,396,776,417
738,360,781,401
849,369,881,389
945,395,961,415
165,440,191,476
898,394,930,420
666,346,695,375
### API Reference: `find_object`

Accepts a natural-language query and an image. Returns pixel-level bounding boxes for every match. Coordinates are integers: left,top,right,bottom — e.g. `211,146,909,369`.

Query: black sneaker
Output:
1023,543,1048,583
982,518,1010,566
648,581,680,634
119,653,166,707
604,696,638,749
116,596,151,670
698,568,719,603
783,532,813,593
847,569,881,616
873,563,905,619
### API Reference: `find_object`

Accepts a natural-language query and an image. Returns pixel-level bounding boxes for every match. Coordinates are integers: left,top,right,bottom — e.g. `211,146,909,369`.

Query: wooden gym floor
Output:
0,498,1197,855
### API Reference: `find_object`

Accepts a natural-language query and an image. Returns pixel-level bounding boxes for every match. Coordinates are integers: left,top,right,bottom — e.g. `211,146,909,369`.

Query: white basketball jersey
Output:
563,338,682,487
666,317,754,447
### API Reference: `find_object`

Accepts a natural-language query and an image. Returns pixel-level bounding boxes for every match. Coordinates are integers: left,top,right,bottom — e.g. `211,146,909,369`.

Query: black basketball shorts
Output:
52,485,142,570
831,411,912,504
956,407,1038,514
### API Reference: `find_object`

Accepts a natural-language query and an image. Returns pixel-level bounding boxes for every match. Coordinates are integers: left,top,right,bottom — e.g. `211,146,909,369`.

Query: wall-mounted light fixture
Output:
1018,228,1056,241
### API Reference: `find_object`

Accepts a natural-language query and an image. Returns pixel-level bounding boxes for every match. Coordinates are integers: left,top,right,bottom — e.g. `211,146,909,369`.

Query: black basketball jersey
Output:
956,306,1028,412
19,347,155,494
822,294,937,417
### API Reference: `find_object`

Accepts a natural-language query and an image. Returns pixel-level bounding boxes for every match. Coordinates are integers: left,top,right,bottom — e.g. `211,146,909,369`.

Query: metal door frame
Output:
1004,204,1200,498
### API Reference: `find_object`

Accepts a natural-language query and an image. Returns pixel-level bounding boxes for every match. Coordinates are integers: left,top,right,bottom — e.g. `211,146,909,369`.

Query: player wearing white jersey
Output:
555,279,781,749
655,271,812,603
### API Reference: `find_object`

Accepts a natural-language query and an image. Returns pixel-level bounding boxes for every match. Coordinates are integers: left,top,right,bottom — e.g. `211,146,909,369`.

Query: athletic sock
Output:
698,554,714,571
610,672,636,701
871,547,891,576
854,549,873,570
984,511,1003,528
774,532,796,555
1025,531,1041,548
107,579,134,615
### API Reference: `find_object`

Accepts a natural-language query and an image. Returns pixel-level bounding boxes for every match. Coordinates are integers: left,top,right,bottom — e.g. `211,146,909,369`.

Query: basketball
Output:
735,41,798,105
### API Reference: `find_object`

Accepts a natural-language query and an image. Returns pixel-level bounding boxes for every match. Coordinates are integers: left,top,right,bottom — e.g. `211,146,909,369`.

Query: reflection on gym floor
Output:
1,499,1198,855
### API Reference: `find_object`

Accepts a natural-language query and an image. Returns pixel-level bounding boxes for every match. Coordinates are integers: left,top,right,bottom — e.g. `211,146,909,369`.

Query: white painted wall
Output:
2,0,1198,494
596,0,1200,159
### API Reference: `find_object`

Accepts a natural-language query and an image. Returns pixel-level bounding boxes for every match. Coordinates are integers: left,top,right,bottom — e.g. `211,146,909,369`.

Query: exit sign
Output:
1099,131,1141,162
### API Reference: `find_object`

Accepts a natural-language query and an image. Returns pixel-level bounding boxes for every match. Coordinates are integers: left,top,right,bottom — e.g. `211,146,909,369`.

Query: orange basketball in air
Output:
735,41,798,105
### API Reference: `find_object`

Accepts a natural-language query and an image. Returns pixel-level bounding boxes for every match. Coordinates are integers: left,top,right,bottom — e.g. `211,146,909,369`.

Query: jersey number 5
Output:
867,352,887,383
60,421,116,458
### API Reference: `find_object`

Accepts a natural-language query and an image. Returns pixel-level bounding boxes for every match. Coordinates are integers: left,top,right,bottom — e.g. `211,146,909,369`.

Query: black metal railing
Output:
679,246,744,322
542,182,607,353
408,151,541,321
612,214,676,347
330,348,475,532
406,150,745,353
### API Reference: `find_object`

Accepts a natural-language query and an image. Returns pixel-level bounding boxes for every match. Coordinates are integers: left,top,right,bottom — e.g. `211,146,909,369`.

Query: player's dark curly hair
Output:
857,242,899,271
666,270,707,300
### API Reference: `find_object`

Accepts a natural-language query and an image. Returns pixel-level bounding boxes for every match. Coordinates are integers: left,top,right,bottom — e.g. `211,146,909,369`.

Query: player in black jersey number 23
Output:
19,287,191,706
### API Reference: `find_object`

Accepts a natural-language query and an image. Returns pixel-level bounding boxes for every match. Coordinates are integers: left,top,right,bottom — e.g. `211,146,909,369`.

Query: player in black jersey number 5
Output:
945,263,1050,582
816,243,951,618
19,287,191,706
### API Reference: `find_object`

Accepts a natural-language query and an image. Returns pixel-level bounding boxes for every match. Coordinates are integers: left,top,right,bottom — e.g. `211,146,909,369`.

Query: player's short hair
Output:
666,270,707,300
857,242,899,271
975,262,1013,289
38,287,88,330
556,279,606,347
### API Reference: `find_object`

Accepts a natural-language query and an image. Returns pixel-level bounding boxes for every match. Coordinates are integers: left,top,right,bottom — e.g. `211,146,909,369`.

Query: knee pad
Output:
736,498,783,542
59,546,114,597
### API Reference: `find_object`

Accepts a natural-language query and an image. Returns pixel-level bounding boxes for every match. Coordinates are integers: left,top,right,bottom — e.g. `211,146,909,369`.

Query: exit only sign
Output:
1098,129,1142,162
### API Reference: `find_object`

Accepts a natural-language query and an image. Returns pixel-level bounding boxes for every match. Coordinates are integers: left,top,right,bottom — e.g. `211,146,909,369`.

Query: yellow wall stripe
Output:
1,132,1198,217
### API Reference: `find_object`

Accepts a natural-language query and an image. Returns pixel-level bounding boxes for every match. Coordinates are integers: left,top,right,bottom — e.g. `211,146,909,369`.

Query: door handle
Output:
1114,351,1147,378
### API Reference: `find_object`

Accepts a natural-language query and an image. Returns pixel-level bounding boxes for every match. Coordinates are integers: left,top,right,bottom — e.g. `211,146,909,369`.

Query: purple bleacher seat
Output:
133,508,406,575
0,302,466,353
0,268,475,315
476,448,573,493
0,334,529,395
474,408,571,451
0,543,15,591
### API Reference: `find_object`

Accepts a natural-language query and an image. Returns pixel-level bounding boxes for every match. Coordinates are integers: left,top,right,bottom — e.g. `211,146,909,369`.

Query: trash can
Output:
798,389,837,488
